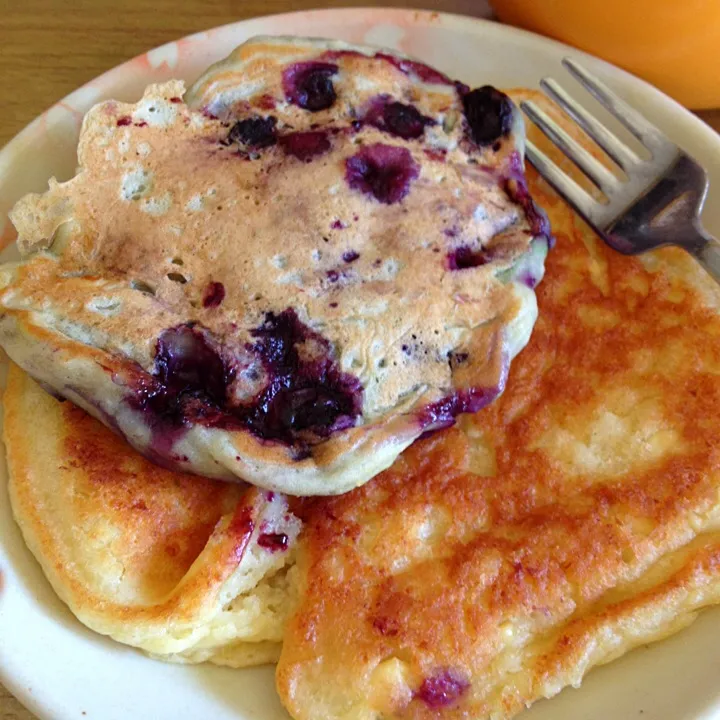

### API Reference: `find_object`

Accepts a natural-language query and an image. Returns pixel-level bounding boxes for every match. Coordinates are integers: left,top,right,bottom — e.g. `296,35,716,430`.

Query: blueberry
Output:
154,324,229,405
228,116,277,148
383,101,429,139
283,62,338,112
363,97,432,139
345,143,420,205
462,86,514,146
126,325,235,442
246,309,363,441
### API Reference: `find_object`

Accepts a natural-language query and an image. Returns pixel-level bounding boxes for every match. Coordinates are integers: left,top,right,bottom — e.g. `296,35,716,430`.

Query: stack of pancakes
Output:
3,37,720,720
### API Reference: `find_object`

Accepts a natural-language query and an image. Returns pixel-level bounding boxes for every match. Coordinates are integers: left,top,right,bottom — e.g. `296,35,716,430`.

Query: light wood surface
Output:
0,687,28,720
1,2,718,719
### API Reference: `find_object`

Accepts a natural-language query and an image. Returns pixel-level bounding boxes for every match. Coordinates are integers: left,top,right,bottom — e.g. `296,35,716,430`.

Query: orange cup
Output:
489,0,720,109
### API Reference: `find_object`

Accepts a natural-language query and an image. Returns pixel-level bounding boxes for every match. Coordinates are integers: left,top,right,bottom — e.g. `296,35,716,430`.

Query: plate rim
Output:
1,7,720,719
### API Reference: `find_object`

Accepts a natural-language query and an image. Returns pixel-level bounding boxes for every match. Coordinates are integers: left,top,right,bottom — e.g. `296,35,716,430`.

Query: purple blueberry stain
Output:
418,354,509,431
416,669,470,708
117,116,132,127
282,61,338,112
463,86,514,146
123,324,236,455
257,532,289,552
345,143,420,205
246,309,363,440
202,281,225,308
446,245,489,270
330,219,346,230
504,170,553,243
373,53,456,86
125,310,363,452
280,131,331,161
227,116,277,148
342,250,359,263
154,325,230,408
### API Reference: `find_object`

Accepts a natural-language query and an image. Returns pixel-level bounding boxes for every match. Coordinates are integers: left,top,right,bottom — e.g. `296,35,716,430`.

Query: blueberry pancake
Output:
4,363,300,666
1,36,549,496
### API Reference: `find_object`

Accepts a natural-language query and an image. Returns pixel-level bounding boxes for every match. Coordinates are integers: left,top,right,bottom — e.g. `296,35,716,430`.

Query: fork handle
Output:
692,226,720,286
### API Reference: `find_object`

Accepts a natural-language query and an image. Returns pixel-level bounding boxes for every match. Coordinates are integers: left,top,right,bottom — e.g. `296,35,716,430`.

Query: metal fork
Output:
521,58,720,285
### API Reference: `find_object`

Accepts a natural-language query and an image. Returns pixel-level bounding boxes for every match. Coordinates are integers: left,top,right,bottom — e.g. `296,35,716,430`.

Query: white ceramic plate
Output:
1,8,719,720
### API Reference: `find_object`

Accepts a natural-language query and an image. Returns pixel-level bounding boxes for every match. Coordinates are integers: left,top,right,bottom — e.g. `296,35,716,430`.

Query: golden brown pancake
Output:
275,92,720,718
4,363,300,666
0,37,548,496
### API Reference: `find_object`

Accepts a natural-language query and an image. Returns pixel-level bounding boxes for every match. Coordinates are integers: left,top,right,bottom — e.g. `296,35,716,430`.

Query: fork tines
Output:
520,58,679,227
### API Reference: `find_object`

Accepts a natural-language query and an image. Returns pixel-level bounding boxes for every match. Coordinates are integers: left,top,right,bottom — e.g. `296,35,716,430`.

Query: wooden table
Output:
1,2,718,718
